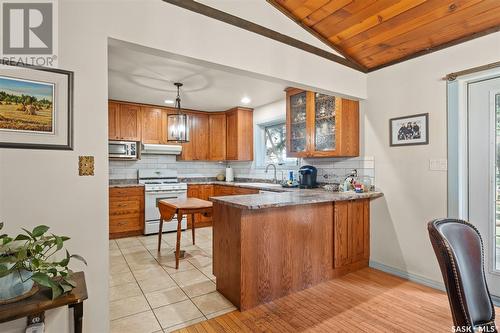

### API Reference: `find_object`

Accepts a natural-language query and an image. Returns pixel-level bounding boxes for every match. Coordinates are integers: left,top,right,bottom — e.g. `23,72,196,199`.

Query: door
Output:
311,93,337,155
468,76,500,296
209,114,226,160
108,102,120,140
286,89,309,157
141,107,162,144
119,104,141,141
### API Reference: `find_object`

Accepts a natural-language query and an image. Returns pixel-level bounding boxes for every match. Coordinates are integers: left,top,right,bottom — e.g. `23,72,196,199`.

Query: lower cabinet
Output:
187,184,260,227
109,186,145,239
333,199,370,268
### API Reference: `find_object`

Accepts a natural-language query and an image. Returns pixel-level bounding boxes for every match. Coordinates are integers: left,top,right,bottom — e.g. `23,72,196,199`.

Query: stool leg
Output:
191,213,196,245
175,213,182,269
157,218,164,252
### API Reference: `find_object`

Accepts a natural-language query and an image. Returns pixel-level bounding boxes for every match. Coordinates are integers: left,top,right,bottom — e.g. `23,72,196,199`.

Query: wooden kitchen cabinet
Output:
108,102,142,141
187,184,214,227
178,112,209,161
286,88,359,158
108,101,120,140
109,186,145,239
333,199,369,268
141,107,163,144
209,113,227,161
226,107,253,161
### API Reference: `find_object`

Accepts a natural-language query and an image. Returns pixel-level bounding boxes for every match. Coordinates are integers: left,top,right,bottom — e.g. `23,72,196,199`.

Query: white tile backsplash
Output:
109,154,375,185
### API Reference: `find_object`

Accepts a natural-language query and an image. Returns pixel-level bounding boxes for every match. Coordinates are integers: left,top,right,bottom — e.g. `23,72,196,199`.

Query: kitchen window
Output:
262,122,297,165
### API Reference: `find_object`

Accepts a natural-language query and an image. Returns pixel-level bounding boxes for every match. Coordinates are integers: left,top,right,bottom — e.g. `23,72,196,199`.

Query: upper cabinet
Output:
141,107,163,144
286,88,359,158
108,101,141,141
226,107,253,161
108,101,253,161
178,112,209,161
209,114,227,161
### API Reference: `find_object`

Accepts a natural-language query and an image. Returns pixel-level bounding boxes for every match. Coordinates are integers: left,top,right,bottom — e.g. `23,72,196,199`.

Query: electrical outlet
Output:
429,159,447,171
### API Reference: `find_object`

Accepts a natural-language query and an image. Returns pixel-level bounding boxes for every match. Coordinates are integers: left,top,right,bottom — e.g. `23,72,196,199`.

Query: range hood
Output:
141,143,182,155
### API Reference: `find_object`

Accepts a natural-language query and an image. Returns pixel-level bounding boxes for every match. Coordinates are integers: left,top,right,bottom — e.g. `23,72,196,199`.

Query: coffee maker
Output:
298,165,318,189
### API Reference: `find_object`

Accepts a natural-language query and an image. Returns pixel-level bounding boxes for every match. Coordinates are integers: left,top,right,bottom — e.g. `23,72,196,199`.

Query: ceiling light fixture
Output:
164,99,174,104
241,97,251,104
167,82,190,143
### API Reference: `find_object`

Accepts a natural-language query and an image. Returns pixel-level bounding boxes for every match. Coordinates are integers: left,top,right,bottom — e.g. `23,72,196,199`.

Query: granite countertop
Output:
109,179,144,188
209,189,384,210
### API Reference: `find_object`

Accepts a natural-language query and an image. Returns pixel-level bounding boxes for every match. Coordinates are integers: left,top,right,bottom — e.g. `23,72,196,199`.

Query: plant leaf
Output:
16,247,27,261
2,236,12,245
31,272,52,288
21,228,33,238
55,236,63,251
70,254,87,265
59,281,73,293
48,280,63,300
32,225,49,238
14,234,30,241
0,222,3,230
65,278,77,288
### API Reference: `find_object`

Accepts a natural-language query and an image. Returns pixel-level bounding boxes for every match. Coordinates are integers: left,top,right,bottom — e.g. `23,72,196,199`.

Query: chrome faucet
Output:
265,163,278,184
342,169,358,191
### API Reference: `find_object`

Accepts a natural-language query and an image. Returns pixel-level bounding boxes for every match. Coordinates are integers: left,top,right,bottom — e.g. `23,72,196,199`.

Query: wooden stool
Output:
158,198,213,269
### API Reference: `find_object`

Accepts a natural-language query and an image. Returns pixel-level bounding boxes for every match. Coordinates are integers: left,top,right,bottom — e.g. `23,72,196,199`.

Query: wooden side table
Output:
0,271,87,333
158,198,213,269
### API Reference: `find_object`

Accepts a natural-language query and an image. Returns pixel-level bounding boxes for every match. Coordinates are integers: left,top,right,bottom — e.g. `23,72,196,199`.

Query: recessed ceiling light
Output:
241,97,251,104
164,99,174,104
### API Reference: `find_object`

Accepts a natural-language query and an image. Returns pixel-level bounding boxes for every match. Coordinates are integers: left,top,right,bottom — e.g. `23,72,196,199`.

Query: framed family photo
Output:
389,113,429,147
0,61,73,150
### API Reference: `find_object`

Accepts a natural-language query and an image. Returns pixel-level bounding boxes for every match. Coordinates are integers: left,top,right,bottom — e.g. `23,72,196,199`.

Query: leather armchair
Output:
428,218,497,333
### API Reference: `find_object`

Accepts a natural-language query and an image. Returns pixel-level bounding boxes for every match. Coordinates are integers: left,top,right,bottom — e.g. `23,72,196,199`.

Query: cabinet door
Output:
141,107,162,144
194,113,209,160
109,186,144,239
119,104,141,141
311,93,338,155
333,201,351,268
209,114,226,160
226,111,238,160
286,89,309,157
350,200,368,262
199,185,214,223
226,108,253,161
108,102,120,140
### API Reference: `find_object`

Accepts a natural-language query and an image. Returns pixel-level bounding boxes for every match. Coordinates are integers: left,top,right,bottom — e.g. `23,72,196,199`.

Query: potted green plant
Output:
0,223,87,303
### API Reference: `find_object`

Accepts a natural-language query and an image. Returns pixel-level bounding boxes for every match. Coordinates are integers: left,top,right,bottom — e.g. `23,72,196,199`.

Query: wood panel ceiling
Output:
268,0,500,71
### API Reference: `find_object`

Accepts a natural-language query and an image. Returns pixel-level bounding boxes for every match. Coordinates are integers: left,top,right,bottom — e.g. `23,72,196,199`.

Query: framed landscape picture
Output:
0,61,73,150
389,113,429,147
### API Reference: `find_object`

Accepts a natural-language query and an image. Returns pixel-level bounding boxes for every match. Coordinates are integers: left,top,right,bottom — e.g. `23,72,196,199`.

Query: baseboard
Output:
369,261,500,307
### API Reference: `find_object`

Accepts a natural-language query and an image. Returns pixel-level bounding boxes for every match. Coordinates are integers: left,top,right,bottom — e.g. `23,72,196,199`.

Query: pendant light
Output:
167,82,190,143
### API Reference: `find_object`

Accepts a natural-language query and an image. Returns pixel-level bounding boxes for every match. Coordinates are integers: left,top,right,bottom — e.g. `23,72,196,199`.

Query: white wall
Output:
0,1,366,332
365,31,500,283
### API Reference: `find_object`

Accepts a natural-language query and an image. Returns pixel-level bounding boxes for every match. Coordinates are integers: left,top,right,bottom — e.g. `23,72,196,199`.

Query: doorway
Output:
467,76,500,296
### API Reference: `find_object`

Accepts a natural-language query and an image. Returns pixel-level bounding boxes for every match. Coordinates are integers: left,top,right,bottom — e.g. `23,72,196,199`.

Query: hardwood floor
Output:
174,267,500,333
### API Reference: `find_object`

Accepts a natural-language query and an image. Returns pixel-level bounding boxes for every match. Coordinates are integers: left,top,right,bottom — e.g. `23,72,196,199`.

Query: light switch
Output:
429,159,447,171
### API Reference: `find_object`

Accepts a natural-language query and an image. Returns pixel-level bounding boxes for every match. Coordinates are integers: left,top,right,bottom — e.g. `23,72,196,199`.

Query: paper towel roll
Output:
225,166,234,182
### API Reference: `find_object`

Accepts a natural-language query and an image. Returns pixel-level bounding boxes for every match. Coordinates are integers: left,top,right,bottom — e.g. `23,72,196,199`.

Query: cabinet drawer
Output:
110,215,142,233
109,187,144,197
233,187,259,195
110,199,141,214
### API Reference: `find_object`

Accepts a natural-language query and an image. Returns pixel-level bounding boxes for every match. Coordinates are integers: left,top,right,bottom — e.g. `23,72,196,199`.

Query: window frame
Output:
255,118,297,168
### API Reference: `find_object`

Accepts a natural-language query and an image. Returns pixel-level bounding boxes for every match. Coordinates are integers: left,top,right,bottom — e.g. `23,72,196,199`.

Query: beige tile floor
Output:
109,227,236,333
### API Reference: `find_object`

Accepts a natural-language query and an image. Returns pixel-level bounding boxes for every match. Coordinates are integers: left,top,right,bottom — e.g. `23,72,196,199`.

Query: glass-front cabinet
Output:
286,88,359,158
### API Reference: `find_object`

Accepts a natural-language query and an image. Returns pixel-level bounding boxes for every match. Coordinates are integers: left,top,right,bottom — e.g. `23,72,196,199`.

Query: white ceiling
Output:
108,42,287,111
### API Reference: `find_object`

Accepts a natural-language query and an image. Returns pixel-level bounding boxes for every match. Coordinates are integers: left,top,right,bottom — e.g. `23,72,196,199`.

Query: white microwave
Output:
109,141,139,160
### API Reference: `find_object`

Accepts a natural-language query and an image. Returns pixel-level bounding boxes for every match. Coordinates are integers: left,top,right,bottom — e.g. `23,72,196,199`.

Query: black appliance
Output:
298,165,318,189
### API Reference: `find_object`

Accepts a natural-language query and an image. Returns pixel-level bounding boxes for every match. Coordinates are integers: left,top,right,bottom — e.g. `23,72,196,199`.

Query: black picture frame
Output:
0,60,73,150
389,113,429,147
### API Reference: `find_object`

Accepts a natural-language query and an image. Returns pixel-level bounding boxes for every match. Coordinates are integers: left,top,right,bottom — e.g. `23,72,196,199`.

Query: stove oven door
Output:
145,190,187,222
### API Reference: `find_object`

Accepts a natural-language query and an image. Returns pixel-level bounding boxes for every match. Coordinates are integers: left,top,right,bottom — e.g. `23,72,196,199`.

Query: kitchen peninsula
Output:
211,189,383,310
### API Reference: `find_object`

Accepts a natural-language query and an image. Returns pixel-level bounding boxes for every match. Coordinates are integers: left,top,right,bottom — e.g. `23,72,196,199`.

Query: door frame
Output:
448,69,500,280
